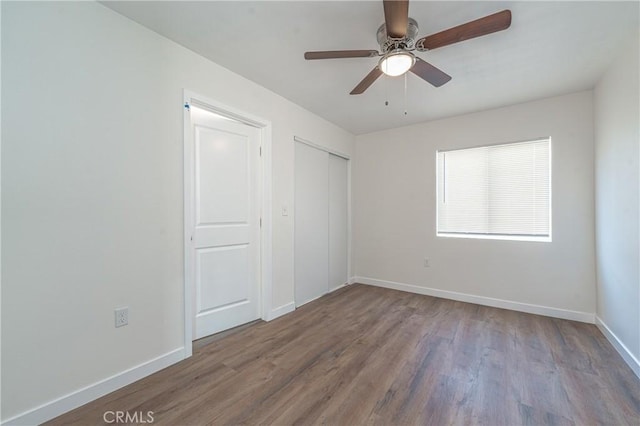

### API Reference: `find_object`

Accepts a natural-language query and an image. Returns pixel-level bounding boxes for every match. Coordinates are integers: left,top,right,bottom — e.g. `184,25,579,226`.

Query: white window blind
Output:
437,138,551,241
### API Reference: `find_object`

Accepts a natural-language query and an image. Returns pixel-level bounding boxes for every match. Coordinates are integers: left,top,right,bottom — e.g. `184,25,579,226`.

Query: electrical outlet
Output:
115,307,128,328
424,258,430,268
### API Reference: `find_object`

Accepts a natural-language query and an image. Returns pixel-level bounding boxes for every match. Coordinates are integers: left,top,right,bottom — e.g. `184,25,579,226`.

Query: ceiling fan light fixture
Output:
379,50,415,77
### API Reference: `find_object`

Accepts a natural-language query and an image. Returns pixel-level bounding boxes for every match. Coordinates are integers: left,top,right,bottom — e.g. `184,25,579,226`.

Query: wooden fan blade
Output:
350,67,383,95
410,57,451,87
416,9,511,51
304,50,379,60
383,0,409,39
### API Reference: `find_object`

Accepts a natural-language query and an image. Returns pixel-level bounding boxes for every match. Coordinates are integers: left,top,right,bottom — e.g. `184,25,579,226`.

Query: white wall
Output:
353,91,596,317
594,35,640,365
1,1,353,421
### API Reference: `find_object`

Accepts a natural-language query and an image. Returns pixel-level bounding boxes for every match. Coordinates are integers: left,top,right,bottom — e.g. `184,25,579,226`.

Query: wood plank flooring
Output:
48,284,640,425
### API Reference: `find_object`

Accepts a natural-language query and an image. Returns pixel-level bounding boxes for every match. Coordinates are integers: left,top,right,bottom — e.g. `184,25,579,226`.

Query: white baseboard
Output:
277,283,350,316
596,316,640,379
2,348,184,426
265,302,295,321
355,276,595,324
329,282,350,293
348,276,357,285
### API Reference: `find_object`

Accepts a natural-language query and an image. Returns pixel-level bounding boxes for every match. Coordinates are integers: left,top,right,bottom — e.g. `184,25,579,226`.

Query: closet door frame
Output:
293,136,351,307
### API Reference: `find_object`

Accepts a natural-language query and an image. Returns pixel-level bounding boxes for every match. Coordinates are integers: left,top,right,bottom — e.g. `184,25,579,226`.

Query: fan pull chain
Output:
385,75,389,107
404,73,408,115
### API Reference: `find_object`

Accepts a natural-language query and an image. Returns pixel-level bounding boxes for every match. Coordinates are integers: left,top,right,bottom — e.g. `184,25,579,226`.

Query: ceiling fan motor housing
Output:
377,18,419,52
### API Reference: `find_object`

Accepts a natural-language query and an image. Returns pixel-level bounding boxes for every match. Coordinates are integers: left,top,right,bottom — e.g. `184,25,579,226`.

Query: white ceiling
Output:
102,1,638,135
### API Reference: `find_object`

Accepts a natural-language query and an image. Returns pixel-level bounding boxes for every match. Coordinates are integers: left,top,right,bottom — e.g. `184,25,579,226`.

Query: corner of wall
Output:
593,31,640,368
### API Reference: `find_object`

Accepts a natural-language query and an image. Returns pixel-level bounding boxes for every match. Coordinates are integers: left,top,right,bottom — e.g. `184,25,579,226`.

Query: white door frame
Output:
183,90,272,358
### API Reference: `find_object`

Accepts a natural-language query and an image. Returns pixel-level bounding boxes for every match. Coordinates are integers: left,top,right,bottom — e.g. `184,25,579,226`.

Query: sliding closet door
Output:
329,154,348,290
294,142,329,305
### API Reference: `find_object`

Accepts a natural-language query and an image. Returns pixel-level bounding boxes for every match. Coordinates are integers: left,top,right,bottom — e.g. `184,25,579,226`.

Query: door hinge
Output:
260,217,262,228
259,145,262,157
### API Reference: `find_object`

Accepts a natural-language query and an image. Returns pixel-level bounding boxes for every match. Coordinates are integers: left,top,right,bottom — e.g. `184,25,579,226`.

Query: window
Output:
437,138,551,241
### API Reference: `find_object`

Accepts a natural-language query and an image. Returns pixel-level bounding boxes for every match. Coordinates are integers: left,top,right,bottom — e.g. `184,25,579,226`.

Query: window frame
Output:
435,137,553,243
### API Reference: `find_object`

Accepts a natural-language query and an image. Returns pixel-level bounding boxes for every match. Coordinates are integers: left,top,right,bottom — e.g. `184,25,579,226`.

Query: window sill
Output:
436,232,552,242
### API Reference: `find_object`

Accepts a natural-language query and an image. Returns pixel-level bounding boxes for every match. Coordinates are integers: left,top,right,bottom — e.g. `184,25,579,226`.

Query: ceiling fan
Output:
304,0,512,95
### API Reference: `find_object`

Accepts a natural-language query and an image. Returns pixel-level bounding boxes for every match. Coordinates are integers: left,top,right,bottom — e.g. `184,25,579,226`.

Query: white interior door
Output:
294,142,329,306
329,154,349,290
189,106,261,339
